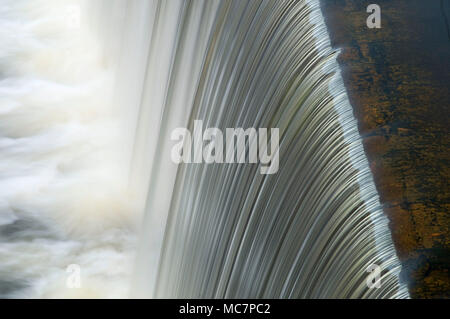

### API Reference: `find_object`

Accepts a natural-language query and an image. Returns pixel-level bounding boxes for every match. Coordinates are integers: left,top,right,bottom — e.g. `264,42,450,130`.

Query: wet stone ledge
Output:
320,0,450,298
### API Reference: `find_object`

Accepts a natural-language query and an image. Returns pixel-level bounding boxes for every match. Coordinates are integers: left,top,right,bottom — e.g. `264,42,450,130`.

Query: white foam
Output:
0,0,137,298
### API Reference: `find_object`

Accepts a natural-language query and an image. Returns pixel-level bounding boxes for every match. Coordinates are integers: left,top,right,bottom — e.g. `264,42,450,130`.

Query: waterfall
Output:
0,0,408,298
126,0,408,298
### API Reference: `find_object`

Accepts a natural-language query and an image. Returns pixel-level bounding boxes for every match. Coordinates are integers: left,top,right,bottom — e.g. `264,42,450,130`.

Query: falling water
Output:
0,0,408,298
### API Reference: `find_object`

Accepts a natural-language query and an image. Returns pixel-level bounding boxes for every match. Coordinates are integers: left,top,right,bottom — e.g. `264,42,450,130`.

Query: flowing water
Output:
0,0,408,298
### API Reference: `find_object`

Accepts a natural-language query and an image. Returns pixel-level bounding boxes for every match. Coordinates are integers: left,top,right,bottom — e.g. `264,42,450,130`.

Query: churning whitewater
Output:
0,0,137,298
0,0,408,298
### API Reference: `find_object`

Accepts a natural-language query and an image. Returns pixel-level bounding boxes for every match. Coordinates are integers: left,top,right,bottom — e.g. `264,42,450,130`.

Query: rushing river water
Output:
0,0,408,298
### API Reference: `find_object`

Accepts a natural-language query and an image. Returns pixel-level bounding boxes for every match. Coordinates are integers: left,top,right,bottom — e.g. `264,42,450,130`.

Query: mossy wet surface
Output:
320,0,450,298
